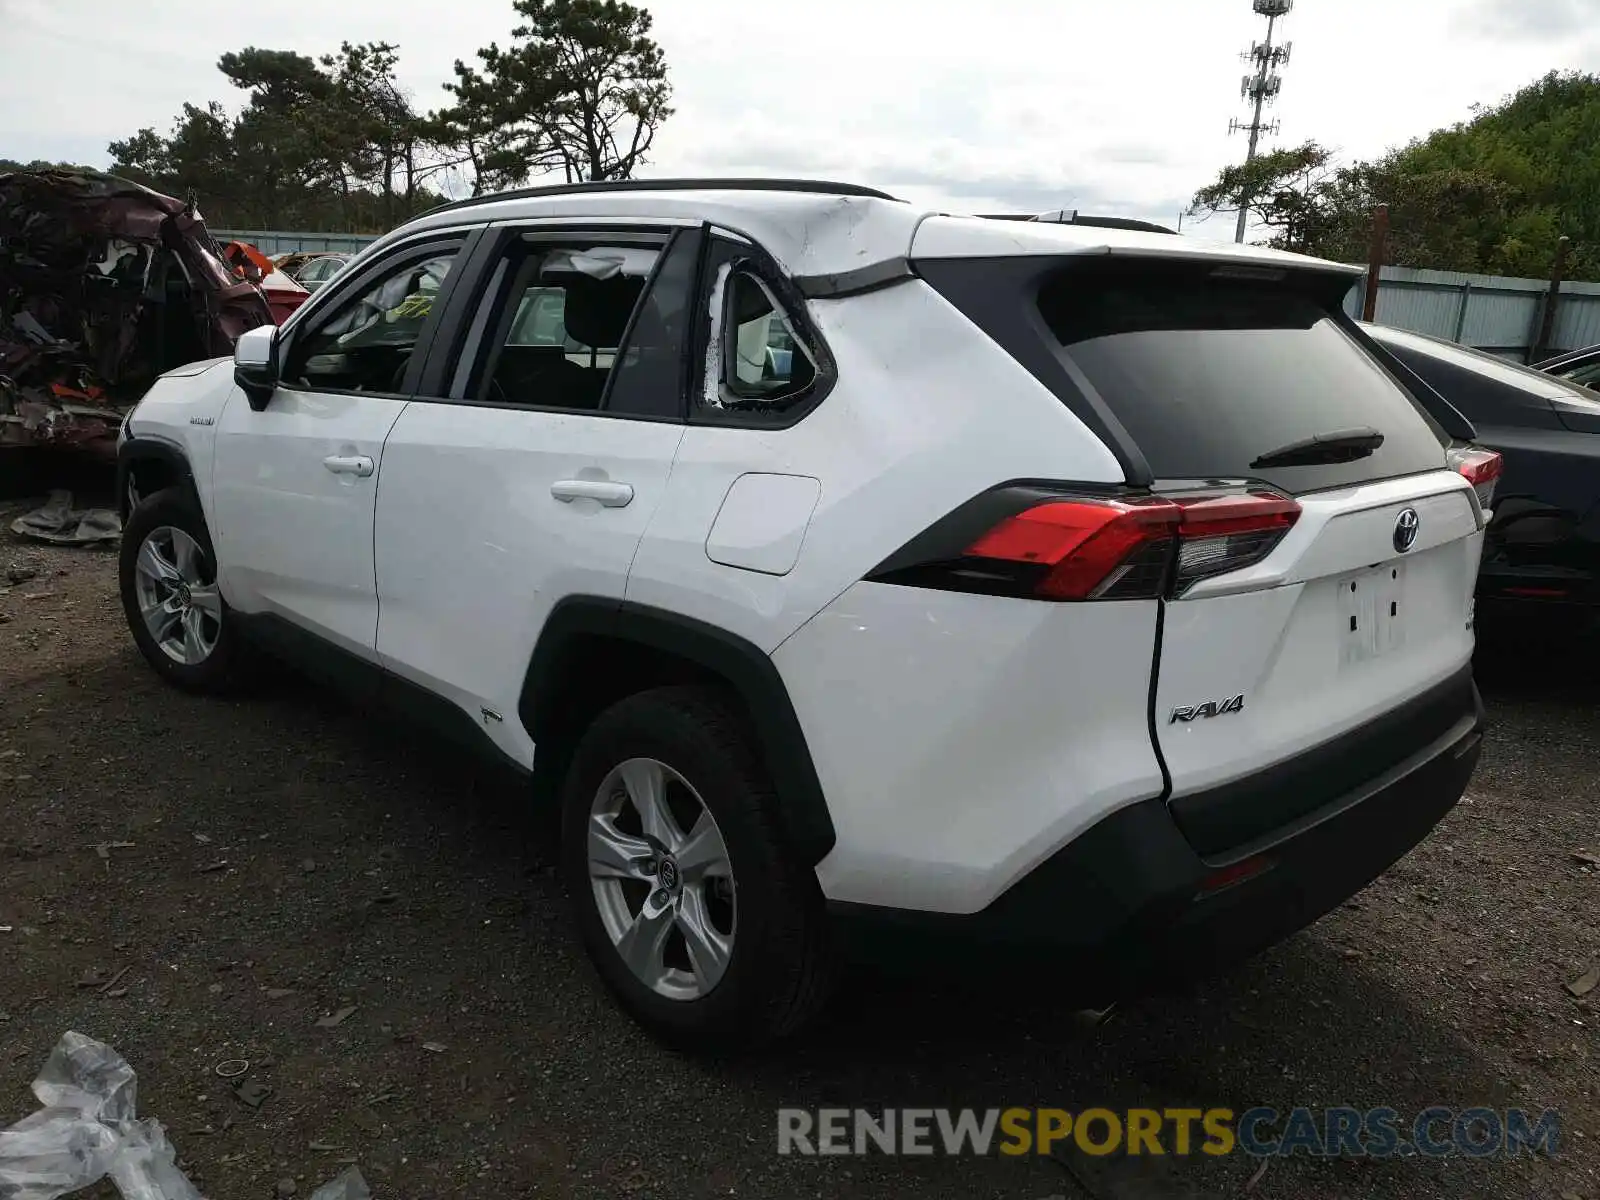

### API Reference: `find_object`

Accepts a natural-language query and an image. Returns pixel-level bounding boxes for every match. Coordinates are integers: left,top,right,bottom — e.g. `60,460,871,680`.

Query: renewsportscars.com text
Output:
776,1106,1561,1159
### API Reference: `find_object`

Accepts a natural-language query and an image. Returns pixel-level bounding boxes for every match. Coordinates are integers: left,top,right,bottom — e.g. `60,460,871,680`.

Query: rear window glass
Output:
1036,266,1449,494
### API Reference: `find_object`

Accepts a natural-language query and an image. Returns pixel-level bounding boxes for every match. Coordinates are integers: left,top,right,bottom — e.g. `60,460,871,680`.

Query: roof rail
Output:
976,211,1178,235
425,177,902,217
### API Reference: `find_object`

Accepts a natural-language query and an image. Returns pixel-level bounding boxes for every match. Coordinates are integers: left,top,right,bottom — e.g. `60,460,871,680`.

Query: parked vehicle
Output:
291,253,351,292
272,251,317,275
1536,342,1600,392
114,178,1490,1051
221,241,311,324
258,269,310,324
1367,324,1600,633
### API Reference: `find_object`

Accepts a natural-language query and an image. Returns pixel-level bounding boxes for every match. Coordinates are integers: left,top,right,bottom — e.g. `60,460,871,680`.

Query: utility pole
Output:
1228,0,1294,243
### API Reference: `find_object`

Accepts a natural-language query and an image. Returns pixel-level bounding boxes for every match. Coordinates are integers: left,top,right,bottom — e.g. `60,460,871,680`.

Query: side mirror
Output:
234,325,279,412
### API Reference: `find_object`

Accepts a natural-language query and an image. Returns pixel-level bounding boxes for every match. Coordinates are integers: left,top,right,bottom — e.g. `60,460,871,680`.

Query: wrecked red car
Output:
222,239,311,324
0,169,272,454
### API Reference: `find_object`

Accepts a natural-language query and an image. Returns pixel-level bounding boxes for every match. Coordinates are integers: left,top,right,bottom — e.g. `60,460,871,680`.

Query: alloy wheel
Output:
132,526,222,665
588,757,737,1001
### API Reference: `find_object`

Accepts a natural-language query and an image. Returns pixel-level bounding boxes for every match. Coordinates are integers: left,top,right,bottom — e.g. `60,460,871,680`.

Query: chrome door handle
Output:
551,479,634,507
323,455,375,477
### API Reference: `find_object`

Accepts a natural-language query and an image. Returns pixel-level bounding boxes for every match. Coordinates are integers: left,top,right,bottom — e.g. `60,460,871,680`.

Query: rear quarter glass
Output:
921,258,1450,495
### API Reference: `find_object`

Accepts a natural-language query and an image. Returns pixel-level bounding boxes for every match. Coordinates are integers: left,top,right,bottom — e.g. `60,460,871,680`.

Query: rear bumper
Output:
829,676,1485,984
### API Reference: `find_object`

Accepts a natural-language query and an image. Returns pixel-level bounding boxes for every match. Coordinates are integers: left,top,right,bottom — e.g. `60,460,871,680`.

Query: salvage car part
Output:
0,168,272,454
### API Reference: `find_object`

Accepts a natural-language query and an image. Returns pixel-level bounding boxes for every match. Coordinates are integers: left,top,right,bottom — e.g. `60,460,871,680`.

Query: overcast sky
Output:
2,0,1594,234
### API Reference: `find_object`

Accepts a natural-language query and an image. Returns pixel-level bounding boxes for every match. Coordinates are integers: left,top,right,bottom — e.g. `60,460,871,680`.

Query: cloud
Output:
1093,143,1177,167
1464,0,1593,38
5,0,1598,241
664,134,1177,222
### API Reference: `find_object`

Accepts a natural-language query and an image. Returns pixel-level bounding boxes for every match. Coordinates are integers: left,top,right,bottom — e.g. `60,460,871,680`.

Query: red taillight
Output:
1448,445,1502,510
1174,492,1301,538
966,497,1177,600
963,490,1300,601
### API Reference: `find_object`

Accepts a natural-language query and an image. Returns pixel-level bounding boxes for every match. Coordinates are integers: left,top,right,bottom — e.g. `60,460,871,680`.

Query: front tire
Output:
561,686,836,1052
119,487,250,694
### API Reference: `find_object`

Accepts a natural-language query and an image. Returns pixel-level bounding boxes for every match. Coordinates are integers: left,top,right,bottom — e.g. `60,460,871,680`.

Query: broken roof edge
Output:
975,212,1180,235
366,188,932,282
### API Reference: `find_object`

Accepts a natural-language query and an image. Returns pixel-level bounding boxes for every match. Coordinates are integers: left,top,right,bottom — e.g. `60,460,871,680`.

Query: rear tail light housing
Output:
1170,492,1300,595
1447,444,1502,512
871,487,1300,602
964,495,1179,600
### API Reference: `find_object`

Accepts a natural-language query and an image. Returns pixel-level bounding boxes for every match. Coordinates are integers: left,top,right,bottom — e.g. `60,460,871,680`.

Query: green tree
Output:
323,41,441,223
103,43,451,232
112,102,240,214
1191,71,1600,280
218,48,342,227
1359,71,1600,278
1188,141,1342,254
0,159,97,173
446,0,673,187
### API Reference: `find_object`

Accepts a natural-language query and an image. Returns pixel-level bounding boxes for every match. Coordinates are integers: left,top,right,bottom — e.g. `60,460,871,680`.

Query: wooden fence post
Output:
1362,205,1389,323
1530,236,1571,363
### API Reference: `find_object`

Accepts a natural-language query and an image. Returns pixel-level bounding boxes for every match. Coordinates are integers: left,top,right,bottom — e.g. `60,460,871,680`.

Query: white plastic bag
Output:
1,1032,367,1200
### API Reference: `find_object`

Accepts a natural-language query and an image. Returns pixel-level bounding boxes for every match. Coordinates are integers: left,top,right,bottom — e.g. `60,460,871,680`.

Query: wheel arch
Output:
117,436,202,522
519,597,837,866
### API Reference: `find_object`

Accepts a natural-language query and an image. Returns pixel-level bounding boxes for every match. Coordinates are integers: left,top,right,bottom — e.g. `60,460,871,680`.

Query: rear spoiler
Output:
976,211,1179,236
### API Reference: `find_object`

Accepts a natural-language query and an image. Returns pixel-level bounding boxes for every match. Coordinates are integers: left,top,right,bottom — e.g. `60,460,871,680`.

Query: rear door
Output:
1037,263,1483,852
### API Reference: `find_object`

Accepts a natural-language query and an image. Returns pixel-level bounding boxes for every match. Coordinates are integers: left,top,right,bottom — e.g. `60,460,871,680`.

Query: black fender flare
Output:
117,435,202,522
518,596,837,865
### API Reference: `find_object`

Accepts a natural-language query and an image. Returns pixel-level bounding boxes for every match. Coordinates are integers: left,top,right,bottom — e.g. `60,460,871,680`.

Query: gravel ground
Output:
1,496,1595,1200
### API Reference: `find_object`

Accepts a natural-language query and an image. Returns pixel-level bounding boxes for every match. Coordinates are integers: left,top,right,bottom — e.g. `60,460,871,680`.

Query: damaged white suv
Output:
116,179,1491,1050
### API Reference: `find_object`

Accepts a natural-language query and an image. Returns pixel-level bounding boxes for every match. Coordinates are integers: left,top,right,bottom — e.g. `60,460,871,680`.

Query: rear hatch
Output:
916,243,1485,858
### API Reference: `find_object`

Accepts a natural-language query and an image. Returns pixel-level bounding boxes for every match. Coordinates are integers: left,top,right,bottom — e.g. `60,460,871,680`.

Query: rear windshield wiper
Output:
1250,426,1385,469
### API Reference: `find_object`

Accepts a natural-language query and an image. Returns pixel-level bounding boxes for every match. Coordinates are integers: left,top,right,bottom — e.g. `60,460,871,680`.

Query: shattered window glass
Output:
695,242,818,417
285,248,459,394
725,272,810,394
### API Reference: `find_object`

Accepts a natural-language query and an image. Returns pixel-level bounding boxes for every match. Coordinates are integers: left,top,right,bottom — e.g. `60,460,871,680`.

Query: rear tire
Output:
119,487,252,694
561,685,837,1053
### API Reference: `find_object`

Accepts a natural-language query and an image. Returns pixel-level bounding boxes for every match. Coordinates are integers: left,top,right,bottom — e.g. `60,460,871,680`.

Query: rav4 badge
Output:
1170,695,1245,724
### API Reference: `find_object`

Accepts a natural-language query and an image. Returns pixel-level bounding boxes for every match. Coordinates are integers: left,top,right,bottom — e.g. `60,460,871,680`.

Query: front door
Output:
210,238,467,658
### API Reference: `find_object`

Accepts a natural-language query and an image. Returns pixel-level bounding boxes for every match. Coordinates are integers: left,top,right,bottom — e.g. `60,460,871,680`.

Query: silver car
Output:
293,254,352,293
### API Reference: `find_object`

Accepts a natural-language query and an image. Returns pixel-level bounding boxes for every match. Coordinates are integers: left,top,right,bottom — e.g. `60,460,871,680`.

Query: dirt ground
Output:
1,494,1595,1200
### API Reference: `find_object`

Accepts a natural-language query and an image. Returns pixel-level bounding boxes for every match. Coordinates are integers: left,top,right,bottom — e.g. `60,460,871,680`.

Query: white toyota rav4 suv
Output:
116,179,1493,1050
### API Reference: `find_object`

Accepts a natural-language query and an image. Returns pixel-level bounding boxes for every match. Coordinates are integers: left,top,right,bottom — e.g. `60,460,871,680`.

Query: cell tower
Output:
1228,0,1294,243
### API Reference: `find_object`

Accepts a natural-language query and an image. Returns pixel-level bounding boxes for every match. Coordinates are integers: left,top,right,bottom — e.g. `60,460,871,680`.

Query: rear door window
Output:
1035,264,1449,494
450,227,699,420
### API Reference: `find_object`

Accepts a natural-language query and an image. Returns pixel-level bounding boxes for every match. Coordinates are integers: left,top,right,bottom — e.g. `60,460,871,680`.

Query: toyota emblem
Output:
1393,507,1420,553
